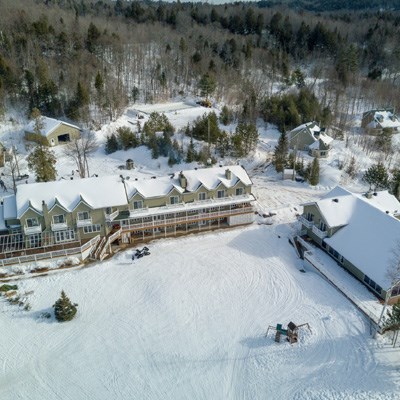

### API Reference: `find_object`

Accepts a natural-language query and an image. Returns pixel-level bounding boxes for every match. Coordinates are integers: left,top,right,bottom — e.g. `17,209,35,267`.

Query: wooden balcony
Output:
312,225,328,239
24,225,42,235
51,222,69,231
299,216,313,229
77,218,92,227
121,205,254,232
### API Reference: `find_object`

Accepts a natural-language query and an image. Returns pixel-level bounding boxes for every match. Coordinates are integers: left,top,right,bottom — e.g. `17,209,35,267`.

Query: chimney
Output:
179,172,187,189
365,191,373,199
225,169,232,180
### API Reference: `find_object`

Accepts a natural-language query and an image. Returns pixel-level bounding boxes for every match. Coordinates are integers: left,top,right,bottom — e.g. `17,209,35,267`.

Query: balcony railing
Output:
51,222,68,231
121,205,255,232
312,225,328,239
105,210,119,222
128,194,255,218
77,218,93,227
24,225,42,235
299,216,313,229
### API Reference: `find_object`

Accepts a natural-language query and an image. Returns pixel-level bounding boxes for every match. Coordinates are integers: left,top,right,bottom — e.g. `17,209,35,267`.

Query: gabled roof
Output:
15,175,128,217
289,121,321,137
25,117,80,137
307,186,400,289
364,110,400,130
124,165,252,199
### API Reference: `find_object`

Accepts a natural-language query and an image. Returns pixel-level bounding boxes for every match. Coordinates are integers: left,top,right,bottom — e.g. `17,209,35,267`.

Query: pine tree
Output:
383,300,400,332
309,157,320,186
27,146,57,182
273,132,288,173
345,156,357,179
390,169,400,200
186,137,196,163
363,162,389,191
53,290,78,322
198,73,216,101
105,134,119,154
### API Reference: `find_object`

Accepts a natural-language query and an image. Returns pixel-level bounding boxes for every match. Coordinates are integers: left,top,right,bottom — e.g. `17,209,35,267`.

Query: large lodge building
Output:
0,165,255,265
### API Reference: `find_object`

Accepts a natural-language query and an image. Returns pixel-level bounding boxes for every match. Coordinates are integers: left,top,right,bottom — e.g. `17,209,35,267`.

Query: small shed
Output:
24,117,81,146
126,159,134,170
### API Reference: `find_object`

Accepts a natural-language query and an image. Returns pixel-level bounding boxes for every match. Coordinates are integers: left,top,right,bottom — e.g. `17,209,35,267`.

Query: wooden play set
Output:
265,322,311,344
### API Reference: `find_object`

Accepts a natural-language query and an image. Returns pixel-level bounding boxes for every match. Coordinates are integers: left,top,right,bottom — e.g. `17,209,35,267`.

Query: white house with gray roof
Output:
300,186,400,304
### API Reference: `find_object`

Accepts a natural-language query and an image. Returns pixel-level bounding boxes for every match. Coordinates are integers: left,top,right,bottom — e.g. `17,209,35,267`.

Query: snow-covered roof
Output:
15,176,127,217
290,121,321,136
124,165,252,199
308,186,400,289
308,133,333,150
0,205,7,231
3,195,17,220
25,117,80,137
367,111,400,130
356,190,400,216
181,165,252,192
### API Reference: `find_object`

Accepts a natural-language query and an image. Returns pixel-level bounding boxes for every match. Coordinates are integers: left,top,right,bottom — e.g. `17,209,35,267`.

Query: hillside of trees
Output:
1,0,400,132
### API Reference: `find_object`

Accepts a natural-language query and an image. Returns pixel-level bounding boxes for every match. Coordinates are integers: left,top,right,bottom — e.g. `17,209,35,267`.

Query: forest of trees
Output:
0,0,400,130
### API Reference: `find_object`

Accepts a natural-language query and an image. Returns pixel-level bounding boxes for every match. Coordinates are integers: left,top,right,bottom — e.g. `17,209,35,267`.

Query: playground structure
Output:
265,322,311,344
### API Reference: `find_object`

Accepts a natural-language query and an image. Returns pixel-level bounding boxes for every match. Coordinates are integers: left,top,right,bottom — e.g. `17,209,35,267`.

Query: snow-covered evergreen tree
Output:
363,162,389,191
53,290,78,322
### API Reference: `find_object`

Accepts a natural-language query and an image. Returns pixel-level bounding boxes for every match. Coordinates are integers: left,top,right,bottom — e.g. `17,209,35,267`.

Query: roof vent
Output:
332,198,339,203
135,178,138,181
151,176,156,179
365,191,373,199
70,177,73,180
194,167,198,170
373,192,378,196
386,211,390,214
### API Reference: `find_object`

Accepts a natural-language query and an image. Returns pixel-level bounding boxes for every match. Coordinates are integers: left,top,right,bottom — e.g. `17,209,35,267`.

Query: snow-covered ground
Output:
1,224,399,400
0,101,399,398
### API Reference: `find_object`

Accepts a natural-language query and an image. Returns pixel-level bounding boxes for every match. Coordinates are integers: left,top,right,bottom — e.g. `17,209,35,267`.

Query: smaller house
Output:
288,122,333,158
300,186,400,304
24,117,81,146
361,109,400,135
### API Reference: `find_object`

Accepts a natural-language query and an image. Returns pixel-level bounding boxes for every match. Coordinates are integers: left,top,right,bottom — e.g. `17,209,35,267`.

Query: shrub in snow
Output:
53,290,78,322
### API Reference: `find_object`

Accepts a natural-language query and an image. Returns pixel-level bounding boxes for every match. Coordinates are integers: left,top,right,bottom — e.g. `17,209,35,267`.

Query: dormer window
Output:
77,211,90,221
53,214,65,224
26,218,39,227
170,196,179,205
133,200,143,210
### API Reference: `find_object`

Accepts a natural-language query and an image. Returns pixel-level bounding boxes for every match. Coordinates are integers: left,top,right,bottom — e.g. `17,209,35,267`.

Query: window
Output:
170,196,179,205
26,218,39,227
319,222,327,231
106,207,112,215
320,151,326,156
29,234,41,247
77,211,90,221
306,213,314,222
217,190,225,199
198,192,206,201
83,224,101,234
363,275,382,293
55,230,75,243
133,200,143,210
392,285,400,297
53,214,65,224
235,188,244,196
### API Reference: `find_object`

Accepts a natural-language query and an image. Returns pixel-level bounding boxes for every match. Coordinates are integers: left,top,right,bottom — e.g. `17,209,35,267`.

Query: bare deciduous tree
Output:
64,130,97,178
